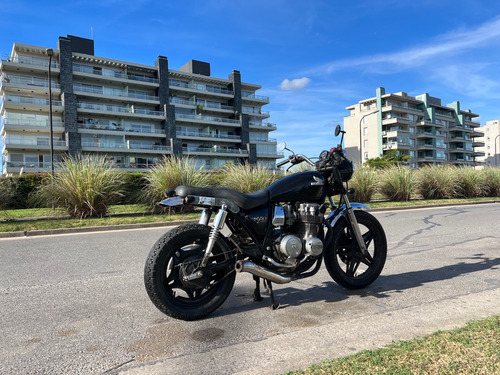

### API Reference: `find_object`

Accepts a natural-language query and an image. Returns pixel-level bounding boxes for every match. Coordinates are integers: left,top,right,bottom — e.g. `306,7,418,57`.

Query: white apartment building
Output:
344,87,484,167
0,35,280,176
476,120,500,166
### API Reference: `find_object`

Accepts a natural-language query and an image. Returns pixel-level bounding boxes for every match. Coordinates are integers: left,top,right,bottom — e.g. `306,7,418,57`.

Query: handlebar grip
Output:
276,159,289,168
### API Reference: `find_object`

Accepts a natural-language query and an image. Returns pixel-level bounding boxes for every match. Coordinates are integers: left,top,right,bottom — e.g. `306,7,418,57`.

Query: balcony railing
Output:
169,80,234,96
77,102,164,117
81,141,170,151
2,56,59,69
72,65,159,84
5,139,66,147
176,130,240,140
2,118,64,128
175,113,240,125
5,161,62,169
3,75,60,89
242,92,270,101
249,121,276,128
182,147,246,154
73,84,159,101
78,124,165,134
2,95,62,107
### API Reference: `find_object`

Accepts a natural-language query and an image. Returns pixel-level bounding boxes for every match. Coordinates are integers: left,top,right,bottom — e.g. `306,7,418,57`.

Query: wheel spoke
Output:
362,230,374,248
346,259,360,276
361,251,374,266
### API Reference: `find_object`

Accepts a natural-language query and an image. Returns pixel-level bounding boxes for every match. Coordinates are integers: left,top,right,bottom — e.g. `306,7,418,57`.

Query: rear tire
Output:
144,224,235,320
324,210,387,289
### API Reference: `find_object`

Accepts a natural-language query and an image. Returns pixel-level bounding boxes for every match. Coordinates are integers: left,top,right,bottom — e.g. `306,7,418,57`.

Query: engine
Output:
272,203,324,263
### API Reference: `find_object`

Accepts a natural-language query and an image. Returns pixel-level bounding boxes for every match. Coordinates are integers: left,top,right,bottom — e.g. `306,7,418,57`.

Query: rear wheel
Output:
144,224,236,320
324,210,387,289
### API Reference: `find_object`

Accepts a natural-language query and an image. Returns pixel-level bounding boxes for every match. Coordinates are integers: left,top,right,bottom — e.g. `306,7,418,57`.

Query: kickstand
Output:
263,279,280,310
252,275,263,302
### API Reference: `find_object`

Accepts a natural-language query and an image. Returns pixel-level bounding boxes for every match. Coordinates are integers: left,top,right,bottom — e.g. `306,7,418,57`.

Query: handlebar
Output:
277,154,315,169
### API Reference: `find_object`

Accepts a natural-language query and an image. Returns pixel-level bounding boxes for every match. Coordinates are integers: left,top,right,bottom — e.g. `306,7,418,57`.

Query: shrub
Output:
220,162,280,193
0,178,16,209
119,172,148,205
142,156,211,209
378,165,416,201
480,167,500,197
350,165,378,202
454,167,483,198
416,165,457,199
35,155,125,218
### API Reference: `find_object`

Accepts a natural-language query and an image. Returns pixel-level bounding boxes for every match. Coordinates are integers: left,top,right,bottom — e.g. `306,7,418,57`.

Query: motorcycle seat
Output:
175,185,269,211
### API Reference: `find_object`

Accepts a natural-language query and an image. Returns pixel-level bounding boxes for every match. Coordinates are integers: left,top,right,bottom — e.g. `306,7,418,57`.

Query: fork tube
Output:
343,195,368,255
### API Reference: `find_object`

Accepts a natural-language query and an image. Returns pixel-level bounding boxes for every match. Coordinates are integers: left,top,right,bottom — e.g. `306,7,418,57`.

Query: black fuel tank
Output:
268,171,325,202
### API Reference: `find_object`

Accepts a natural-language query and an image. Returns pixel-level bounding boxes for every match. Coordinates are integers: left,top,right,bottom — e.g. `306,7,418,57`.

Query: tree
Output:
365,150,410,169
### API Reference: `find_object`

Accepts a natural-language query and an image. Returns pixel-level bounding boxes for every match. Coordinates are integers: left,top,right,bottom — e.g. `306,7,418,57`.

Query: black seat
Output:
175,185,269,211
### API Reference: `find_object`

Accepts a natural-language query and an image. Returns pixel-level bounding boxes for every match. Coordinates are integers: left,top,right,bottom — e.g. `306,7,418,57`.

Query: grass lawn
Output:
288,315,499,374
0,197,498,233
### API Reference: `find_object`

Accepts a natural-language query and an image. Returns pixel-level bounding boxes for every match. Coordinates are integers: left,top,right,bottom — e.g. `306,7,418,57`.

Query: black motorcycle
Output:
144,125,387,320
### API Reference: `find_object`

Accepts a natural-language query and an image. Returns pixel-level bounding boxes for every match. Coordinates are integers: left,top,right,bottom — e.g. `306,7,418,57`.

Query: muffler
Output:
235,260,292,284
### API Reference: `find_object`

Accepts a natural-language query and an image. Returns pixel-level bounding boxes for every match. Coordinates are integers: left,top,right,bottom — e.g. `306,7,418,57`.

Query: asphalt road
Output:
0,203,499,375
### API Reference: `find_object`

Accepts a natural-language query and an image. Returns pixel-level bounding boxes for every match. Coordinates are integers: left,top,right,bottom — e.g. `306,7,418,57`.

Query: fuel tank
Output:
268,171,325,202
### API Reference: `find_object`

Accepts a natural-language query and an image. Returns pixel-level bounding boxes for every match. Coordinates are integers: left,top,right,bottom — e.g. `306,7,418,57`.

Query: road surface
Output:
0,203,499,374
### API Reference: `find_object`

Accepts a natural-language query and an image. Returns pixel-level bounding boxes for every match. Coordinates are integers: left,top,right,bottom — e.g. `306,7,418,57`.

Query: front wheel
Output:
324,210,387,289
144,224,236,320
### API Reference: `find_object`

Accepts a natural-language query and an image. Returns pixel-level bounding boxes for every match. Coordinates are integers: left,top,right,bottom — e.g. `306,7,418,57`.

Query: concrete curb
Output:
0,201,497,238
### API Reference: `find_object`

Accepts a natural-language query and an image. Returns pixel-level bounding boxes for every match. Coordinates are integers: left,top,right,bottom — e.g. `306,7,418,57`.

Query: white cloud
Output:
302,15,500,76
280,77,311,91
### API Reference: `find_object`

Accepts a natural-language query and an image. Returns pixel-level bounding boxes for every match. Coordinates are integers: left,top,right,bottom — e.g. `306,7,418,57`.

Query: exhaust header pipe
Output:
235,260,292,284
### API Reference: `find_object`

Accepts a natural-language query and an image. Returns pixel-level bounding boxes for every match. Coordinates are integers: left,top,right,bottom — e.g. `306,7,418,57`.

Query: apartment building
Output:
344,87,484,167
475,120,500,166
0,35,279,176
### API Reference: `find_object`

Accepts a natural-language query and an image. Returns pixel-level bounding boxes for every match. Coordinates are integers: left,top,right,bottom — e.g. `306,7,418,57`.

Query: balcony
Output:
81,141,170,153
72,65,159,85
78,124,165,137
1,95,63,113
176,130,241,142
241,91,270,103
3,55,59,67
73,84,159,103
182,146,248,156
77,102,164,118
169,80,234,97
249,121,277,130
2,118,65,133
3,138,67,152
175,113,240,126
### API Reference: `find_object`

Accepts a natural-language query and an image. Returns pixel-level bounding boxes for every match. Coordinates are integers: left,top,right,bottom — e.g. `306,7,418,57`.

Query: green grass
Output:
288,315,499,374
0,198,498,233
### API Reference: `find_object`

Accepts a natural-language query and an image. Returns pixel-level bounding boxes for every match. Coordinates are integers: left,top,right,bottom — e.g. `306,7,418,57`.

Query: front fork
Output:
329,195,368,255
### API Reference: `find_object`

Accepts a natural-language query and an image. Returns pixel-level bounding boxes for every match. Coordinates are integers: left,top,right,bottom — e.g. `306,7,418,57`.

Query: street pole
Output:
495,134,499,166
358,109,379,165
46,48,54,177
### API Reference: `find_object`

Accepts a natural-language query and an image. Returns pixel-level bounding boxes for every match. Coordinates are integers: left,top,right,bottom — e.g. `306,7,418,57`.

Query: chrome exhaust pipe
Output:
235,260,292,284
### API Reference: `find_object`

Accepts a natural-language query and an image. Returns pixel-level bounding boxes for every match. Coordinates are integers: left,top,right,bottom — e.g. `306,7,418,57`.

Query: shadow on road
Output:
216,254,500,316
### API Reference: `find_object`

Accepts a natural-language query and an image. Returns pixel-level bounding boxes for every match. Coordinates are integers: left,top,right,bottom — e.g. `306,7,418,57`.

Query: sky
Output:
2,0,500,158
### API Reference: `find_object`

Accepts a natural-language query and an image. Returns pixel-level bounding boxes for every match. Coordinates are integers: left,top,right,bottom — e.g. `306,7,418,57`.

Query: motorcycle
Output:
144,125,387,320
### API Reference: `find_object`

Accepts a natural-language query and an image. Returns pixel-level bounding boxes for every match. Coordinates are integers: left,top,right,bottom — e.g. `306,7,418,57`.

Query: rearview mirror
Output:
277,142,286,151
334,124,342,137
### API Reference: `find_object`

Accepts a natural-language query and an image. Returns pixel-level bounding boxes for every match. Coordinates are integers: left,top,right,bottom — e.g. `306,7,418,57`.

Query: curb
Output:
0,220,198,239
0,201,497,239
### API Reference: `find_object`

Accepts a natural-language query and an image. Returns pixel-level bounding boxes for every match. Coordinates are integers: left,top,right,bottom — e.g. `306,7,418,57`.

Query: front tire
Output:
324,210,387,289
144,224,236,320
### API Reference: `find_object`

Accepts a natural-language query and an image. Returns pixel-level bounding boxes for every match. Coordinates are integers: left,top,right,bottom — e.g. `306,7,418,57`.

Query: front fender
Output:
325,202,370,227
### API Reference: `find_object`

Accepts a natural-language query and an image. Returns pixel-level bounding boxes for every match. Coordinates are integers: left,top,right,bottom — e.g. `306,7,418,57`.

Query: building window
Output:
364,152,368,160
363,127,368,136
363,140,368,148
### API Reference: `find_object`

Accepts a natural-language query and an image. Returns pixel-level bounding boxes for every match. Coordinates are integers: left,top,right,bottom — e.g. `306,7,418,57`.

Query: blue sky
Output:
2,0,500,158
